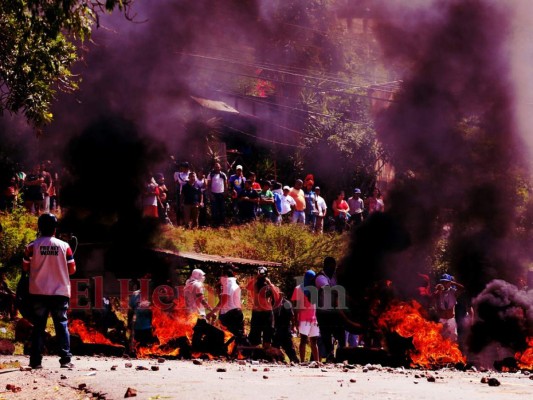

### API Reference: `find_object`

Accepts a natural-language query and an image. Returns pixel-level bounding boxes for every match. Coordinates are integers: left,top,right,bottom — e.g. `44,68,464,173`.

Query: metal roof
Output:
152,248,282,268
191,96,239,114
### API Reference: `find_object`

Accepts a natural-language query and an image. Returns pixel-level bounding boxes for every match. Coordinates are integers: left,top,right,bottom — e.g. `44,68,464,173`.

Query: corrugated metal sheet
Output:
191,96,239,114
153,248,282,268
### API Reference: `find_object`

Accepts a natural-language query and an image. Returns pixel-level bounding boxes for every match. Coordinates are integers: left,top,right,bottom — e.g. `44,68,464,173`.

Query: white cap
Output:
236,165,243,170
283,186,290,190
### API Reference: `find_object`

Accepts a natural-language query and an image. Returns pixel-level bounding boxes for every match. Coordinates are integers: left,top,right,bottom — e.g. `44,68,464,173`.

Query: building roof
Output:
191,96,239,114
153,248,282,268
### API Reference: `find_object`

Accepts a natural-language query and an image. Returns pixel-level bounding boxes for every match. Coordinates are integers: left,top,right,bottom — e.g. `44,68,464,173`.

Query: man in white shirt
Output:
207,163,227,227
314,186,327,234
280,186,296,223
209,264,249,348
22,213,76,369
347,188,364,226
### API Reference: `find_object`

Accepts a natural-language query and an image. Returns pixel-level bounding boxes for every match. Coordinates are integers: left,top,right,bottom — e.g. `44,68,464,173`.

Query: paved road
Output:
1,356,532,400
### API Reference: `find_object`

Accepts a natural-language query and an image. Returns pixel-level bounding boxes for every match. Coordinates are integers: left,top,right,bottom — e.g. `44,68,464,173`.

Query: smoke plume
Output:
470,280,532,357
338,0,532,357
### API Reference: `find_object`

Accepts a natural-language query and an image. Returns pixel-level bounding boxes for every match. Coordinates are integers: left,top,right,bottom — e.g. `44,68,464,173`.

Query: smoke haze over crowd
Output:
0,0,531,361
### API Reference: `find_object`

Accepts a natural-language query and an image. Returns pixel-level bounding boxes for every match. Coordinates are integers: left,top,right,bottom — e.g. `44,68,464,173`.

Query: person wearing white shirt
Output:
314,186,327,234
280,186,296,223
207,162,228,227
209,265,249,348
347,188,364,226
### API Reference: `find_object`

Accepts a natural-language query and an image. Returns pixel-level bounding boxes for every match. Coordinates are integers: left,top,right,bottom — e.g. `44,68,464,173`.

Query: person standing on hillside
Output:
289,179,306,224
332,191,350,233
23,164,45,215
229,165,246,218
258,180,276,222
347,188,364,227
280,186,296,223
314,186,327,234
173,162,190,225
181,172,203,229
303,176,318,230
207,162,228,227
22,213,76,369
237,180,259,223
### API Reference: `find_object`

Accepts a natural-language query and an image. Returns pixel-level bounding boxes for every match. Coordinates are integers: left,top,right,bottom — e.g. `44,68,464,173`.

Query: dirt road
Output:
0,356,531,400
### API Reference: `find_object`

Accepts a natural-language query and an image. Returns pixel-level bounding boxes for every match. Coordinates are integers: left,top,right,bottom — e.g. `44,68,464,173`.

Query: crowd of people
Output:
0,161,60,215
0,159,386,234
144,161,386,233
128,257,348,363
127,258,470,364
1,210,471,367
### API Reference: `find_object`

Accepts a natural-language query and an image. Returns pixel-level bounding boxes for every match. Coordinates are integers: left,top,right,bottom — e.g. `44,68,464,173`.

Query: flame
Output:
253,79,275,98
136,298,196,358
135,298,236,358
378,300,466,368
70,319,115,345
515,337,533,370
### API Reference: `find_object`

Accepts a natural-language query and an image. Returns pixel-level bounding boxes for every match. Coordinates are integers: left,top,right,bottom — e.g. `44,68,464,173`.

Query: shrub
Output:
0,209,37,288
154,222,348,295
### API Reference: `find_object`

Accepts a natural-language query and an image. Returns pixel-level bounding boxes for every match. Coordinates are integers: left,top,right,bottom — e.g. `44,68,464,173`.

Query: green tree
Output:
298,88,384,195
0,0,132,126
259,0,389,192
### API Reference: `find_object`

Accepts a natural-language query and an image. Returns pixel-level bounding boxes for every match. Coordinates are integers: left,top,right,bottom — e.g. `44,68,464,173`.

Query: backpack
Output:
209,171,227,180
308,271,328,305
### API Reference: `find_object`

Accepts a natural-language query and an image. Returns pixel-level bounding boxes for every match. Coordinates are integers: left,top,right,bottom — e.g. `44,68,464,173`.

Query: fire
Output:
378,300,466,368
136,298,196,358
515,337,533,370
135,298,236,358
254,79,275,97
70,319,115,345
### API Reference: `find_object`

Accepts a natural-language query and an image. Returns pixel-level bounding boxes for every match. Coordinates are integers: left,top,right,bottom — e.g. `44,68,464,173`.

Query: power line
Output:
181,61,397,103
222,124,305,148
214,88,374,127
176,51,394,92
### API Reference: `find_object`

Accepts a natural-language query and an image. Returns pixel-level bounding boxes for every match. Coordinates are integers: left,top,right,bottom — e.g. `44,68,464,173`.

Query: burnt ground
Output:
0,355,531,400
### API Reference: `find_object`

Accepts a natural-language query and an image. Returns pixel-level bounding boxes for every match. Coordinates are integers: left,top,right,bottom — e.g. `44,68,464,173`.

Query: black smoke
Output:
338,0,531,357
59,115,164,243
470,280,532,355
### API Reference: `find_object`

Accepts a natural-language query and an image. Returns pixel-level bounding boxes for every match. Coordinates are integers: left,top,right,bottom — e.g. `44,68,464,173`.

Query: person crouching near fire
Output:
22,213,76,369
433,273,464,342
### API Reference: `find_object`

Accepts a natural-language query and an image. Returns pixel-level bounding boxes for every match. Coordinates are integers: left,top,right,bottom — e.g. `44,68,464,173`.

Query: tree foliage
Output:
259,0,389,193
0,0,132,126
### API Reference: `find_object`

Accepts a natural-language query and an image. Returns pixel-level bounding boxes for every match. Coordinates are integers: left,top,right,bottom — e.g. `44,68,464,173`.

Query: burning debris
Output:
378,300,465,368
70,319,115,346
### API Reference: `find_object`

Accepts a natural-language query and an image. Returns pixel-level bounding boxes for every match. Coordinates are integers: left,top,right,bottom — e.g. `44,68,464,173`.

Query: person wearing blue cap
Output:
347,188,364,226
433,273,464,342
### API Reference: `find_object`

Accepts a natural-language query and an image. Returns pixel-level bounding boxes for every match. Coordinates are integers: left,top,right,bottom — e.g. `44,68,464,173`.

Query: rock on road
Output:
0,356,532,399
